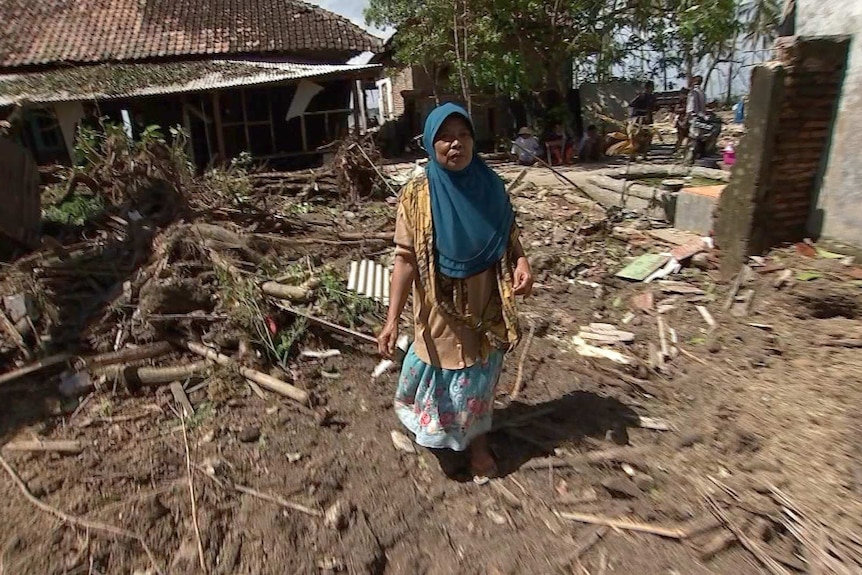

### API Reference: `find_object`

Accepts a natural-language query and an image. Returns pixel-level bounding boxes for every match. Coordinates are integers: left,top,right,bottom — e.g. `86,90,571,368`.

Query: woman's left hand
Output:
513,257,533,296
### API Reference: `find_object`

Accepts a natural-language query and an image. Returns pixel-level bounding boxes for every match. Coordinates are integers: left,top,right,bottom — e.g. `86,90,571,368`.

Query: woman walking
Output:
378,103,533,480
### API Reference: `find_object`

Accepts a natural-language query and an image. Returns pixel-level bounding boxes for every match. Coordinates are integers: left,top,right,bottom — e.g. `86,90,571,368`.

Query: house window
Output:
219,87,275,158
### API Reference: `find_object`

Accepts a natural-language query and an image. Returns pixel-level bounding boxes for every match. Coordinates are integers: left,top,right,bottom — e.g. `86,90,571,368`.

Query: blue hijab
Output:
423,103,514,279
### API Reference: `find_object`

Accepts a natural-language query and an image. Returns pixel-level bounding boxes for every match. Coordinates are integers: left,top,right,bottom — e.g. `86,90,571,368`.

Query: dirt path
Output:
0,171,860,574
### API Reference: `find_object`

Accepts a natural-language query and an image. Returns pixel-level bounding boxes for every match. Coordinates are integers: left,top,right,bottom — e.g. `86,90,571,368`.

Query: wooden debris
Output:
96,360,212,386
677,346,709,366
233,484,323,518
630,291,655,312
554,525,609,568
510,323,536,400
0,353,73,386
657,317,670,360
773,269,793,289
179,340,309,404
571,336,633,365
578,323,635,344
3,439,84,455
696,306,717,330
0,453,164,574
731,289,756,318
0,308,31,360
171,382,195,417
700,529,739,560
637,416,672,431
682,516,724,539
490,480,523,509
658,280,705,295
85,342,174,369
262,281,315,302
556,511,688,539
276,304,377,345
390,430,416,454
704,494,792,575
816,337,862,348
724,265,752,310
180,414,207,573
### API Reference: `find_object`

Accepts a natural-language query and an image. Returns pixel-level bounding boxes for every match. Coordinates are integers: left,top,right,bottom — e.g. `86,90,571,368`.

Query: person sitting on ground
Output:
629,80,657,125
544,123,575,165
379,102,533,482
510,127,541,166
578,125,603,162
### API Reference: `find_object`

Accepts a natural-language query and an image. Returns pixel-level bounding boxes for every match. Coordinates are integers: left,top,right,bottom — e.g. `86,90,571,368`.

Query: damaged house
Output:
0,0,382,167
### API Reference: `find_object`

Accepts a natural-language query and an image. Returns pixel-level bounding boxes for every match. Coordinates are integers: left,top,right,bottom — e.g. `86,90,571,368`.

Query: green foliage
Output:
317,266,381,328
43,192,105,225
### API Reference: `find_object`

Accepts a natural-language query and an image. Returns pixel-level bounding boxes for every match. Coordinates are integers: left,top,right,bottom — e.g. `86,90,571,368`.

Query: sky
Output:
305,0,389,38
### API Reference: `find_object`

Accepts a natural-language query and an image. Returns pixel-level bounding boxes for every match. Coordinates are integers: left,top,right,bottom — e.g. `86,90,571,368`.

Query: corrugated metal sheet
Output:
0,60,381,106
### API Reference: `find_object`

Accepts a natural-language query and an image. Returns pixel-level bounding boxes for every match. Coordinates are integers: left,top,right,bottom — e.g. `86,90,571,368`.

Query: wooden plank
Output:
3,440,84,455
170,381,194,417
212,91,226,161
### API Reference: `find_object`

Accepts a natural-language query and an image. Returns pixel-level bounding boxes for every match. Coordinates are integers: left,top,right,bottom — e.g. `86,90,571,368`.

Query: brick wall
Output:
765,37,849,244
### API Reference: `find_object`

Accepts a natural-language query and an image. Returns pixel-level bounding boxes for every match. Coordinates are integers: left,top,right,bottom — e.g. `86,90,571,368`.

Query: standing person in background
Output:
673,87,690,153
686,75,706,118
629,81,657,125
510,127,541,166
379,103,533,482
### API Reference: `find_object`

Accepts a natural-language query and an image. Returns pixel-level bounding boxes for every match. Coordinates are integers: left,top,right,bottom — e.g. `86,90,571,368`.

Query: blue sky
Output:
305,0,389,38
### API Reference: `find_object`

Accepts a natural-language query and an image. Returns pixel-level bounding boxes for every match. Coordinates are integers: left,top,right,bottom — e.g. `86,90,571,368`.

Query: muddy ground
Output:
1,164,861,575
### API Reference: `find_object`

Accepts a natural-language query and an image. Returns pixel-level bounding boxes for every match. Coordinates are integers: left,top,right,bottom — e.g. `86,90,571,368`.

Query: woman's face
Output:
433,115,473,171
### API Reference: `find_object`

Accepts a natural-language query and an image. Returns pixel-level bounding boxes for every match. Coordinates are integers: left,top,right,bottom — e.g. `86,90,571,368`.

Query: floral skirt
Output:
394,345,504,451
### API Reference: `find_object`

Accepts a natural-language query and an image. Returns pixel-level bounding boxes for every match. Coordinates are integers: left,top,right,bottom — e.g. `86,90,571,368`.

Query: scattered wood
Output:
521,457,572,471
556,511,688,539
677,346,709,366
696,306,717,330
490,480,523,509
699,529,739,560
0,453,164,574
180,414,207,573
554,525,610,568
0,353,73,386
704,494,793,575
0,308,31,360
657,317,670,360
233,484,323,517
179,340,309,404
84,342,175,369
682,516,724,539
506,169,528,193
578,323,635,344
724,265,752,310
773,269,793,289
96,360,212,386
261,281,315,302
337,231,394,242
579,446,650,466
276,304,377,345
510,323,536,400
731,289,756,318
637,416,672,431
816,337,862,349
2,439,84,455
171,382,195,417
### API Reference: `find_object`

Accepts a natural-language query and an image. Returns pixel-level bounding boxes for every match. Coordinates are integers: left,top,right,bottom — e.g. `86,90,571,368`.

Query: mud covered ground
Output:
1,164,861,575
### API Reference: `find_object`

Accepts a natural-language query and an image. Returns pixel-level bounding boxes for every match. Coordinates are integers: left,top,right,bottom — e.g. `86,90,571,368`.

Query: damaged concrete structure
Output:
716,28,856,274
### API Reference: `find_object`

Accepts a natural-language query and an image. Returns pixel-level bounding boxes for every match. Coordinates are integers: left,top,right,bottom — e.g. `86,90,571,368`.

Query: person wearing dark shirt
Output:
629,81,657,125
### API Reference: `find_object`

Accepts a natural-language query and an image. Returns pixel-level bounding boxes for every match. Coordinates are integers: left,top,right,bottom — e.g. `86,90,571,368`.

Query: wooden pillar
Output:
212,91,226,162
351,82,361,135
356,79,368,134
181,97,194,165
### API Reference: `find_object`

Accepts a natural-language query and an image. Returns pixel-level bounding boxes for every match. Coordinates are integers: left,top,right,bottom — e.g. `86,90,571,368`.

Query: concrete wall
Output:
797,0,862,247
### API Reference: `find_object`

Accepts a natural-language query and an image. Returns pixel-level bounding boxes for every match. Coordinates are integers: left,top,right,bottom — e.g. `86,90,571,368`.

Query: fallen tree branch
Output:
275,304,377,346
556,511,687,539
0,309,31,360
0,452,164,574
177,340,309,404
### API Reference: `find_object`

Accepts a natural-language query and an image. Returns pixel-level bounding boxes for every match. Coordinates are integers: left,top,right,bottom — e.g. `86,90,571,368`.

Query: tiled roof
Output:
0,60,382,106
0,0,381,70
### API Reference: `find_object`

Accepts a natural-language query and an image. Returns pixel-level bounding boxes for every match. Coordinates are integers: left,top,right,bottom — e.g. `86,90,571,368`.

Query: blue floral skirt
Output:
394,345,504,451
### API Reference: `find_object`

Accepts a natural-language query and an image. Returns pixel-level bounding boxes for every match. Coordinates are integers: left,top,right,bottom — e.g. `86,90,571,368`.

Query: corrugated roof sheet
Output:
0,60,381,106
0,0,382,69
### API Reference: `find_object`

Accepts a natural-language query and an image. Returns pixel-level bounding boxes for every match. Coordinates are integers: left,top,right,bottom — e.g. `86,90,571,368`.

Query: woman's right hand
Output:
377,320,398,358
